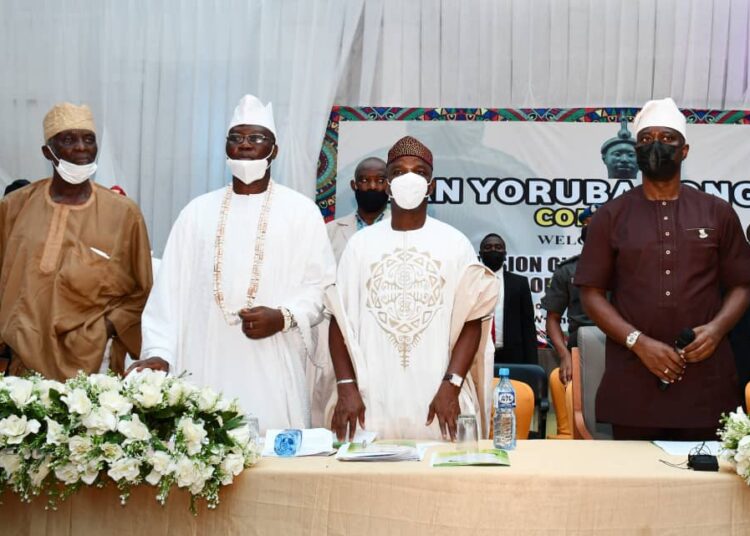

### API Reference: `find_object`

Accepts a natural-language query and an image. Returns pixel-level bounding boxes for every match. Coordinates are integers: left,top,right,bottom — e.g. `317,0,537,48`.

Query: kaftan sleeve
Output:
106,209,153,358
140,207,191,370
279,202,336,350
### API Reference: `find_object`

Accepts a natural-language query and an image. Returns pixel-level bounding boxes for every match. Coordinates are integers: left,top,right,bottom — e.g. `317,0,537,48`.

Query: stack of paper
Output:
336,440,441,462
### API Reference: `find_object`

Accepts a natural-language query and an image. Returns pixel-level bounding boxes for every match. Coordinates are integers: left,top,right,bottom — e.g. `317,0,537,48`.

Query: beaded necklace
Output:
213,181,274,324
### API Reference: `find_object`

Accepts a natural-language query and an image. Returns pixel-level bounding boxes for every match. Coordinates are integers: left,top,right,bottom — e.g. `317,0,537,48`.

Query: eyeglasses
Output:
226,133,273,145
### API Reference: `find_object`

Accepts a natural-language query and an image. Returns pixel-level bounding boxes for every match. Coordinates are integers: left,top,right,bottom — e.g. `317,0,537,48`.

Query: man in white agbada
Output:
327,136,498,441
132,95,336,432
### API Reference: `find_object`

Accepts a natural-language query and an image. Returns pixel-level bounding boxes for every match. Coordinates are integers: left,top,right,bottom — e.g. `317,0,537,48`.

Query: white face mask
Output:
226,146,274,185
388,172,430,210
47,145,97,185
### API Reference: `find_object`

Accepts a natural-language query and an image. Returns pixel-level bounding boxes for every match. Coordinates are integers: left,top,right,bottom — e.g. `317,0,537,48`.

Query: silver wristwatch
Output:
625,330,642,349
442,373,464,388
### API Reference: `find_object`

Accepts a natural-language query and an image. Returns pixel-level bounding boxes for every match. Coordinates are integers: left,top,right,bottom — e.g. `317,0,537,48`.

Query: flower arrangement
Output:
718,406,750,483
0,370,259,514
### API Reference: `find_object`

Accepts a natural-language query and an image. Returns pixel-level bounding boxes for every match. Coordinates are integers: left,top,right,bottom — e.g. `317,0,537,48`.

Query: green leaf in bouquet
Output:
48,388,64,406
219,411,239,424
222,415,244,431
148,407,179,420
213,428,232,445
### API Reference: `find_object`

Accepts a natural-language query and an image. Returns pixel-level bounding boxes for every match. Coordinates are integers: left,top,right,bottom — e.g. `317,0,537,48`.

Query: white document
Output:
348,429,378,445
262,428,335,457
336,441,442,462
652,440,721,456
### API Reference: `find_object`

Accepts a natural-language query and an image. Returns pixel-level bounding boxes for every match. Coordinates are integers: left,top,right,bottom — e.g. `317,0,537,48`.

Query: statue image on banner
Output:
600,117,638,179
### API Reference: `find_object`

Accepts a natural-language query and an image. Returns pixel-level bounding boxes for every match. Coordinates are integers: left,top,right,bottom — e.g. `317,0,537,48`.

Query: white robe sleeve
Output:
280,203,336,353
140,207,192,371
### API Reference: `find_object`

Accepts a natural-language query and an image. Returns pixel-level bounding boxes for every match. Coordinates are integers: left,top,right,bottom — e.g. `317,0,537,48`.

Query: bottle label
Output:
498,392,515,406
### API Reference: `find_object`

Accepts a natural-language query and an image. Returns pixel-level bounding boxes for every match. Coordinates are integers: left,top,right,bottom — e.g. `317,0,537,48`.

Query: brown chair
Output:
489,378,534,440
570,326,612,439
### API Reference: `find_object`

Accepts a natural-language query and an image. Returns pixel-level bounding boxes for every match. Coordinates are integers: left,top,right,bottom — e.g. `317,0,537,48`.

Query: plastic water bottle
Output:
493,368,516,450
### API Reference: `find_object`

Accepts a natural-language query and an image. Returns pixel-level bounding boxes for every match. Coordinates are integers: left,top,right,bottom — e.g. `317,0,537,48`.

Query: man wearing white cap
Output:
576,98,750,440
136,95,336,433
0,103,153,380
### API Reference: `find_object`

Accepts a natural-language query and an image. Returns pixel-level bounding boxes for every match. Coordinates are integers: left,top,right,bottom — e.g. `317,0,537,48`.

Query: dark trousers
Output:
612,425,718,441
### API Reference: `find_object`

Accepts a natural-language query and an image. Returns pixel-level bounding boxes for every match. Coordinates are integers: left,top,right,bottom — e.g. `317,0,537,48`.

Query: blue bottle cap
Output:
274,428,303,457
499,367,510,377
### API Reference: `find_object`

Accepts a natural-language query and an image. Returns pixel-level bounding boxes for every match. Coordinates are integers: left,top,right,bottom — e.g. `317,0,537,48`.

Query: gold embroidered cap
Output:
387,136,433,168
43,102,96,141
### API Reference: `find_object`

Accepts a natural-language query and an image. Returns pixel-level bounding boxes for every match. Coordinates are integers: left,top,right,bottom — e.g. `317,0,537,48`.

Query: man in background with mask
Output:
311,157,388,426
135,95,335,434
327,157,389,262
0,102,152,379
327,136,497,440
543,206,598,385
540,206,598,438
576,97,750,440
479,234,537,366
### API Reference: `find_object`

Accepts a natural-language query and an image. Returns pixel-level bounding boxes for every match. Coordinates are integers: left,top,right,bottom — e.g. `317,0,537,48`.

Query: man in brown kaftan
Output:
0,103,152,380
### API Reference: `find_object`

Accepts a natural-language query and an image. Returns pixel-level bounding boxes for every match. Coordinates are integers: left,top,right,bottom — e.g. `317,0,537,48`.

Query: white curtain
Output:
0,0,364,253
336,0,750,109
1,0,749,252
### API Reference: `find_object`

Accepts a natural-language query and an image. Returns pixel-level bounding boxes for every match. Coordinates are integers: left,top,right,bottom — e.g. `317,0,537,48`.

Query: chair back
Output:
489,377,534,440
571,326,612,439
494,363,549,438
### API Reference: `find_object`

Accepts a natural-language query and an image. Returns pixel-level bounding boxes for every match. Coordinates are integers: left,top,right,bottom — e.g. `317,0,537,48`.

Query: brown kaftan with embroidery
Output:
0,179,152,380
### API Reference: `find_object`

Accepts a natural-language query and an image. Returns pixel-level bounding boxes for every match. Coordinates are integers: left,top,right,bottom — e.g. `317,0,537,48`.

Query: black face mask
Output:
355,189,389,213
480,251,506,272
636,141,682,181
580,226,588,243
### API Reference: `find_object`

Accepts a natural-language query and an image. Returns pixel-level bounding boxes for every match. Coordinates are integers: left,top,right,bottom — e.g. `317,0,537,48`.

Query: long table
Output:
4,440,750,535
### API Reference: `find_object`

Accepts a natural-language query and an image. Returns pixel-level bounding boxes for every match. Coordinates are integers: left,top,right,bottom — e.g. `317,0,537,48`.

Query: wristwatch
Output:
625,330,642,349
278,307,297,332
442,373,464,388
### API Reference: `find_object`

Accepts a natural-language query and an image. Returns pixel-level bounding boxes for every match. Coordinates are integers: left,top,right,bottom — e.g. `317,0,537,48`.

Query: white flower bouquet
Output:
718,406,750,483
0,370,259,513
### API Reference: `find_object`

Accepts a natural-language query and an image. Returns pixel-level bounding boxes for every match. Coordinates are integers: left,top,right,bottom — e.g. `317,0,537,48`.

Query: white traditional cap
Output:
228,94,276,135
633,97,687,140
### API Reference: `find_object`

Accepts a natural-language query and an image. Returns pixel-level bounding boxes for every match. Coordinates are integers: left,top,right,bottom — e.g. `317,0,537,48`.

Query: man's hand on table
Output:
332,382,366,442
426,381,461,441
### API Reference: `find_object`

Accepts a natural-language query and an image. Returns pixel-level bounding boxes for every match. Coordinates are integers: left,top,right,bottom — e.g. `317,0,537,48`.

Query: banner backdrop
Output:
316,107,750,337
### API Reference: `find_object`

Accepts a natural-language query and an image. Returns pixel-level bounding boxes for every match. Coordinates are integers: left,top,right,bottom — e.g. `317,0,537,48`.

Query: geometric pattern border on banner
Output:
316,106,750,221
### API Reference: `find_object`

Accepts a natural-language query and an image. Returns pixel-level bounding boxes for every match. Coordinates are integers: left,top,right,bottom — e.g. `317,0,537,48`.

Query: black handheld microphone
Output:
658,328,695,391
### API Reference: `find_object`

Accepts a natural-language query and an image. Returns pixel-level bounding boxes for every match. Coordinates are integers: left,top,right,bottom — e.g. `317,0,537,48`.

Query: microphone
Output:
659,328,695,391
